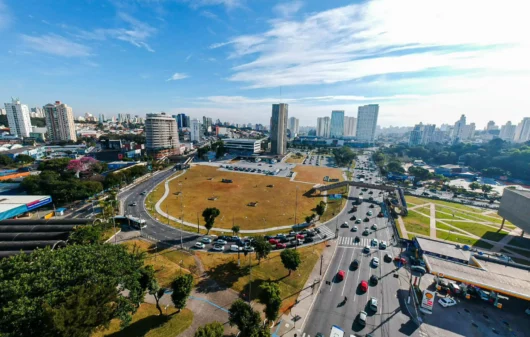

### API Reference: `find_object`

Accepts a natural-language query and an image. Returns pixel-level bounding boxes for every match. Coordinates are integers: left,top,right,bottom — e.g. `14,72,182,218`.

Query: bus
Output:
113,215,147,229
330,325,344,337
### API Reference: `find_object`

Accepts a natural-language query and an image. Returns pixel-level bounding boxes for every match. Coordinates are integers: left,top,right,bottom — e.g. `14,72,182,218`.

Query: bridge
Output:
309,181,408,216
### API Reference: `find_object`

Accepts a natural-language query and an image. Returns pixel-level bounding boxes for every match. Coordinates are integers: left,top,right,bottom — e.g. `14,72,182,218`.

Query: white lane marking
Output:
352,251,364,303
302,333,306,337
341,247,356,296
330,248,346,292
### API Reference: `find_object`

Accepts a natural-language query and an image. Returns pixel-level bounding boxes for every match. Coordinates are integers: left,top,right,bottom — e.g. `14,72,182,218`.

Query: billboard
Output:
26,197,52,211
328,194,342,200
420,290,435,314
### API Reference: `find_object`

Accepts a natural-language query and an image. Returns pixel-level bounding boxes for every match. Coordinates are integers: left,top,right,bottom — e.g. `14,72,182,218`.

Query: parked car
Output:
230,245,242,252
215,239,228,245
244,246,255,252
269,238,279,244
358,311,367,326
363,245,370,253
351,259,359,269
370,274,378,285
355,219,362,224
379,241,387,249
369,204,375,208
371,224,378,230
363,229,370,236
369,297,378,311
371,257,379,267
304,237,314,243
350,215,357,221
201,237,212,244
367,211,373,216
394,257,407,265
194,242,205,249
336,270,345,281
371,238,378,246
438,298,457,308
276,243,287,249
341,222,349,228
212,245,225,251
230,236,240,242
351,226,358,232
384,253,393,262
359,280,368,292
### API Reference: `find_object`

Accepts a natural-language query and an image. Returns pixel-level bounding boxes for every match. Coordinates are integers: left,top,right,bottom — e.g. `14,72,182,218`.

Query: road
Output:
302,155,419,337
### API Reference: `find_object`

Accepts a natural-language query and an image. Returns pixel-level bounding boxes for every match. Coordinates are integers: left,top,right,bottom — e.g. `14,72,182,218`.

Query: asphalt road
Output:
303,156,419,337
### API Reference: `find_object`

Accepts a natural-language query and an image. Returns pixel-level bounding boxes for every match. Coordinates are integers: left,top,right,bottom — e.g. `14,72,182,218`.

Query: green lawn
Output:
435,210,458,220
92,304,193,337
403,210,431,236
436,230,494,249
320,186,348,222
435,221,468,235
507,236,530,249
438,221,508,242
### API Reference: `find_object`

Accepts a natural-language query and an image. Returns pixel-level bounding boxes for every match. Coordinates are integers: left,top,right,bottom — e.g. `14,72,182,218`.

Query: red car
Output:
337,270,345,281
295,234,304,240
359,280,368,292
269,238,278,244
394,257,407,264
276,243,287,249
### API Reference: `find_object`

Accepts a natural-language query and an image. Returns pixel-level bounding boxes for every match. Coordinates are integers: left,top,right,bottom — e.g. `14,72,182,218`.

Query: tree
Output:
315,201,326,217
305,215,312,224
386,161,405,174
0,244,150,337
232,225,240,236
481,184,493,193
228,299,261,337
253,236,271,264
250,326,271,337
170,274,194,312
67,157,98,178
195,322,224,337
202,207,220,234
280,249,301,275
15,154,35,164
143,266,166,316
38,158,72,171
259,282,281,323
68,224,103,245
469,182,481,190
0,154,14,166
408,166,431,181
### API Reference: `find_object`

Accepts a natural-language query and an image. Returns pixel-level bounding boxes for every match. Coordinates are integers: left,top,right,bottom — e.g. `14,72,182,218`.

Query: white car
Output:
194,242,205,249
352,226,358,232
201,237,212,244
379,241,387,249
371,224,378,230
438,298,457,308
371,257,379,267
230,245,242,252
212,245,225,251
215,239,228,245
363,245,370,253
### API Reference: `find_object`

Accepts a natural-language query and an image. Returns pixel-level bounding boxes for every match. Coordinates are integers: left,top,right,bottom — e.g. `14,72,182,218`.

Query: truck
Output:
329,325,344,337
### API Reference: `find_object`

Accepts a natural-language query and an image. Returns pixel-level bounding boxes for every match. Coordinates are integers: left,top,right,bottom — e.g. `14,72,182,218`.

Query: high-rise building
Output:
202,116,213,133
270,103,288,155
117,113,124,123
499,121,517,141
343,116,357,137
99,114,106,123
452,114,466,141
43,101,77,142
356,104,379,142
330,110,345,138
190,119,201,142
317,117,331,138
125,114,131,123
145,112,180,159
460,123,476,140
486,121,498,131
30,107,44,118
408,123,436,146
514,118,530,143
4,98,32,138
288,117,299,136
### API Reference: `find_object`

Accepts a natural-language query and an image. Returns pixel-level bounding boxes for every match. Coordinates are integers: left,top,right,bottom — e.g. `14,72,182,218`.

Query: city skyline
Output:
1,0,528,127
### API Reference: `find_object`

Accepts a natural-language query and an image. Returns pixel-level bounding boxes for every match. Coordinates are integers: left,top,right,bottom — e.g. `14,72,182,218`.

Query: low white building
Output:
223,139,262,154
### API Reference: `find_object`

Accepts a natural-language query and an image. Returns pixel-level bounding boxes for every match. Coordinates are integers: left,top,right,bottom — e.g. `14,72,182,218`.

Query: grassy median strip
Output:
402,210,431,236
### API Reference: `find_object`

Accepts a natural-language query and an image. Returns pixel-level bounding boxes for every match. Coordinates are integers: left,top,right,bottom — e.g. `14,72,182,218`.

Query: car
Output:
201,237,212,244
304,237,314,243
350,215,357,221
379,241,387,249
140,191,147,195
215,239,228,245
377,212,384,218
367,211,373,216
315,228,321,234
354,236,360,242
438,298,457,308
371,224,378,230
371,238,378,246
269,238,279,244
230,245,242,252
370,274,378,285
129,202,137,206
218,235,230,241
306,231,316,237
363,245,370,253
358,310,367,326
230,236,240,242
368,191,374,195
369,297,378,311
371,257,379,267
355,219,362,224
368,197,374,201
359,192,364,195
384,253,393,262
212,245,225,251
351,226,358,232
295,234,305,239
359,280,368,292
363,217,370,222
244,246,255,252
394,257,407,265
194,242,205,249
351,259,359,269
336,270,345,281
276,243,287,249
369,204,375,208
362,228,370,236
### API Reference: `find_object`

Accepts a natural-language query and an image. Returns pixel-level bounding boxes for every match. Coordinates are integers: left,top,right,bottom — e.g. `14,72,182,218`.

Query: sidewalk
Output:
273,238,339,337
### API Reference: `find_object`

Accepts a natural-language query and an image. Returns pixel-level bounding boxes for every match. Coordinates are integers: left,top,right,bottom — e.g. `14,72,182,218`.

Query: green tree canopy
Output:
202,207,220,234
332,146,356,167
170,274,194,312
195,322,224,337
386,161,404,174
38,158,72,171
0,244,150,337
408,166,431,181
228,299,261,337
0,154,14,166
15,154,35,164
253,236,271,264
259,282,282,323
280,249,301,275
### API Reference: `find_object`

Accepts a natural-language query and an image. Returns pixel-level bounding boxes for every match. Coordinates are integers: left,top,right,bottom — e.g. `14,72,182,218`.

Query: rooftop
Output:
438,164,462,169
223,138,262,143
416,236,472,261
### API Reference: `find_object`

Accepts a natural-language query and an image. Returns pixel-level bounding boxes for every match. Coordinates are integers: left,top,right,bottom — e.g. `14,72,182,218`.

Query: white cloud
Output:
201,94,423,105
212,0,530,89
167,72,189,81
187,0,242,10
21,34,91,57
273,1,303,17
185,54,193,62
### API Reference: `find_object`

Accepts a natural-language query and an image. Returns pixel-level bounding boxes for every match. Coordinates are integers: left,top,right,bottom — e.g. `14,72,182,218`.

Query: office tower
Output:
202,116,213,133
190,119,201,142
145,112,180,159
43,101,77,142
499,121,517,141
4,98,32,137
409,123,436,146
317,117,331,138
452,114,466,140
514,118,530,143
125,114,131,123
330,110,345,138
356,104,379,142
343,116,357,136
486,121,498,131
288,117,299,136
270,103,288,155
30,107,44,118
99,114,106,123
460,123,476,140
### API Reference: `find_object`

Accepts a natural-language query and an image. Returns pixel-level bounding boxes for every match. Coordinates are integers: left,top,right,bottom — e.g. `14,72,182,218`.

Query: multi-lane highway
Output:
302,156,417,337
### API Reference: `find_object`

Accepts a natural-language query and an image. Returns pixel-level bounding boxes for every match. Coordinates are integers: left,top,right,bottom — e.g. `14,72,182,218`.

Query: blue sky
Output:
1,0,529,127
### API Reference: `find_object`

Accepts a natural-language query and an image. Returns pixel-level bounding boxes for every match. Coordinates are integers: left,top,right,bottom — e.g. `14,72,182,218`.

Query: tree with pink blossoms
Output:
67,157,98,178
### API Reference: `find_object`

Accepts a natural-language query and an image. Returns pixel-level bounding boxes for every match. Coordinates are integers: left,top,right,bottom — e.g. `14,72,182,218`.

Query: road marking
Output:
330,248,346,292
341,248,356,296
352,251,363,303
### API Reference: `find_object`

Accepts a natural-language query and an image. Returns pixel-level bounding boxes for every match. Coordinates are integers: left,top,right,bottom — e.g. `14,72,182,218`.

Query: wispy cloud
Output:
185,54,193,62
201,94,423,105
186,0,243,10
200,10,219,20
76,12,156,52
212,0,530,89
273,1,303,17
167,72,189,81
21,34,91,57
0,0,11,30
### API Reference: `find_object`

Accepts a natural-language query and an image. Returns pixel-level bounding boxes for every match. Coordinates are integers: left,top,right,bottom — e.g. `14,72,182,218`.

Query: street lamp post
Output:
294,186,299,226
179,182,184,249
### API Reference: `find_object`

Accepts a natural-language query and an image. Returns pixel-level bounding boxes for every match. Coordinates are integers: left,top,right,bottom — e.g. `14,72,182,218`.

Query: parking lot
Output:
302,153,336,168
217,159,295,178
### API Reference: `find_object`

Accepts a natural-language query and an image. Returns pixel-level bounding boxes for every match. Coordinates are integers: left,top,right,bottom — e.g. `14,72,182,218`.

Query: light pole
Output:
294,186,299,226
179,182,184,249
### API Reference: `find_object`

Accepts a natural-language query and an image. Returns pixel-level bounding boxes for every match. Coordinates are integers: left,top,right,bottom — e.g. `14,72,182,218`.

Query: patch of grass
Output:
121,240,198,287
441,221,508,242
292,165,344,184
197,243,325,312
435,230,494,249
154,165,328,230
405,196,430,206
101,227,120,242
320,186,348,222
507,236,530,249
286,155,305,164
403,210,430,236
435,221,467,234
92,304,193,337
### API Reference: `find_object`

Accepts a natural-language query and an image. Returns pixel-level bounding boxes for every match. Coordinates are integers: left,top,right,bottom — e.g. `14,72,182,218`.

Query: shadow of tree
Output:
107,315,170,337
199,260,250,292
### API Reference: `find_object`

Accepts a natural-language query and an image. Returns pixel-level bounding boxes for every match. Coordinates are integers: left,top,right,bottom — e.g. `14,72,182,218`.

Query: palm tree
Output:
232,225,240,236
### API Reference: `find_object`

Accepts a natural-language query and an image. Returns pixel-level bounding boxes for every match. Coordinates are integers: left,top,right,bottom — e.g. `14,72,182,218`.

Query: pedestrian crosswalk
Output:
316,226,334,239
338,236,373,247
